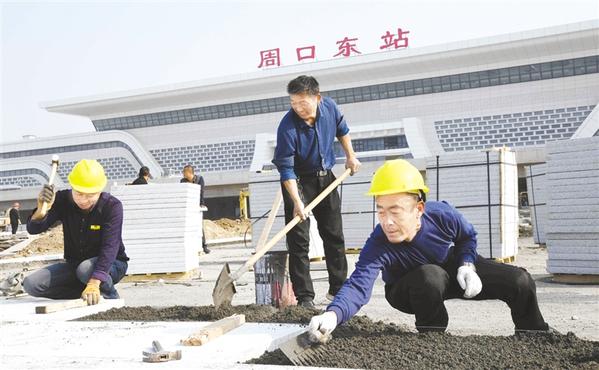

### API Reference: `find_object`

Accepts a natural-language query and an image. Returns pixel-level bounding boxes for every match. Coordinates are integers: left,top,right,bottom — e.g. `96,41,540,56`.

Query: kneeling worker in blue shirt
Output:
23,159,129,305
308,159,549,341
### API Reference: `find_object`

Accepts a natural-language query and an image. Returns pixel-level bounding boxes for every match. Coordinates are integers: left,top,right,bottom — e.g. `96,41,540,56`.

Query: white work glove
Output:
457,264,482,299
308,311,337,344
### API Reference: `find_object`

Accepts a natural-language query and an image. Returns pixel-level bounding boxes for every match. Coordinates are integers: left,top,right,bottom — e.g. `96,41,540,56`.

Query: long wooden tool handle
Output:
230,168,351,280
40,161,59,215
255,188,283,254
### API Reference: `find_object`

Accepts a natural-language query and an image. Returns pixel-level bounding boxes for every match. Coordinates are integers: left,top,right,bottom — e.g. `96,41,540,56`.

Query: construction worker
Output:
131,166,151,185
181,165,210,254
9,202,20,235
308,159,550,341
272,75,361,308
23,159,129,305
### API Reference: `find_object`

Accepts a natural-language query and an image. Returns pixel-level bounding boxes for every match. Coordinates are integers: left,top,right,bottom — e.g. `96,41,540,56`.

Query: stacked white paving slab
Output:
110,183,203,275
525,163,548,245
545,136,599,275
425,148,519,259
248,163,378,256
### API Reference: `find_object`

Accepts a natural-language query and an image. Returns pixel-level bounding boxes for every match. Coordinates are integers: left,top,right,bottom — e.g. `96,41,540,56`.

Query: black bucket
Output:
254,250,293,308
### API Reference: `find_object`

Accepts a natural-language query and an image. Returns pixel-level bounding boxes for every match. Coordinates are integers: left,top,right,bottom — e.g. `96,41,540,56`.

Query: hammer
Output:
142,340,182,363
40,154,59,215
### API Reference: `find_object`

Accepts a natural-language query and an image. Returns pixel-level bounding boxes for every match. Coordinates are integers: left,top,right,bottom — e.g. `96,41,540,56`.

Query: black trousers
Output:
385,254,548,332
282,171,348,302
11,223,18,234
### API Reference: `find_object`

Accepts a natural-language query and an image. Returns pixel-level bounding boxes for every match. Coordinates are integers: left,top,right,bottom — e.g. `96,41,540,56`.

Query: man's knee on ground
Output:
75,258,97,283
23,274,46,297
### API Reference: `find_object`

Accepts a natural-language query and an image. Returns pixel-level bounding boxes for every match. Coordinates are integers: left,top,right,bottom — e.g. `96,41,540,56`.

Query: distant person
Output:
23,159,129,305
131,166,151,185
9,202,21,235
180,165,210,254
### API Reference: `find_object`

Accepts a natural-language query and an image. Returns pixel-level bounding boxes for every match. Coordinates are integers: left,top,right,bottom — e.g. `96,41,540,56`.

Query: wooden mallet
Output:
40,154,60,215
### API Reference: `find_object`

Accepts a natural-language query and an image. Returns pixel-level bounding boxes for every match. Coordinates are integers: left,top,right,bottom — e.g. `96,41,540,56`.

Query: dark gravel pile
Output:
78,305,599,369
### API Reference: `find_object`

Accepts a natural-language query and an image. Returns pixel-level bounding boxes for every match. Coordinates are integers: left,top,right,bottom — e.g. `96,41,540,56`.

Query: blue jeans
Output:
23,257,128,299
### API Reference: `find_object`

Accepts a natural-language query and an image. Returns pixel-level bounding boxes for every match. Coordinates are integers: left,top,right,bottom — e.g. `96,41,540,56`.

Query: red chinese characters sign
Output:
257,27,410,69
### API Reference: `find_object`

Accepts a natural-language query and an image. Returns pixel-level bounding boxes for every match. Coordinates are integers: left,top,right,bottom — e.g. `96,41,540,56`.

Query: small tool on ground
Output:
142,340,182,363
279,329,331,366
212,168,351,308
40,154,60,215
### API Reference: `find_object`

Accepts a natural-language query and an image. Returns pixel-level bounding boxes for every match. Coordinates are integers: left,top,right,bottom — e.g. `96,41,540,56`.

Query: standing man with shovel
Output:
272,75,361,308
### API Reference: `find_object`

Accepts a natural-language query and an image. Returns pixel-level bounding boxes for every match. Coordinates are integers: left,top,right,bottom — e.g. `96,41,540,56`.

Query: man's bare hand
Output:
345,156,361,175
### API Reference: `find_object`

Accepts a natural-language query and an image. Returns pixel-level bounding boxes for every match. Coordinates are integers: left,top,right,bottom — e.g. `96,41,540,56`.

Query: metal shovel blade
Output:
212,262,236,309
279,330,330,366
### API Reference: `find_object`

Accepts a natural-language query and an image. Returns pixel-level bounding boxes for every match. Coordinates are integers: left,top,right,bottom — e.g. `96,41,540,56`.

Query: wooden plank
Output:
35,298,100,314
181,314,246,346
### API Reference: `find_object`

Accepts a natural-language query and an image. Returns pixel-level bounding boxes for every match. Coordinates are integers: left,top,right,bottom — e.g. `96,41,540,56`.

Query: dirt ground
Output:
203,218,252,239
78,304,599,369
14,225,63,257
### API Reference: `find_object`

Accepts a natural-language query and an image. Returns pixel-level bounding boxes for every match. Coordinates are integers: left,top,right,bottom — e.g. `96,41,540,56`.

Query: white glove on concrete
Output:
308,311,337,344
457,265,482,299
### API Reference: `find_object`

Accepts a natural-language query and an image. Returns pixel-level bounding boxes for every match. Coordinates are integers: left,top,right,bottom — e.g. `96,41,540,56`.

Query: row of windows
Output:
334,135,408,157
0,168,49,181
93,55,599,131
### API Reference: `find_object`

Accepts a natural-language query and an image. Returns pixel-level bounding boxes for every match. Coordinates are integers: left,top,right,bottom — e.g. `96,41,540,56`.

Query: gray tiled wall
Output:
58,157,138,182
0,176,42,189
435,105,595,152
149,140,256,174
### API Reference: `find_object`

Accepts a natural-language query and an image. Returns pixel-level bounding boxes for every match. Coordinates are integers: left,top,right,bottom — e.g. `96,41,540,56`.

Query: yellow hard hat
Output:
68,159,107,193
366,159,429,196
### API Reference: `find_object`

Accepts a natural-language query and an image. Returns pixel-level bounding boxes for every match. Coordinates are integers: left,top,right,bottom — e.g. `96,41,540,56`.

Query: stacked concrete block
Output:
110,183,203,275
425,148,519,259
545,137,599,275
248,163,380,255
525,164,548,244
248,171,324,259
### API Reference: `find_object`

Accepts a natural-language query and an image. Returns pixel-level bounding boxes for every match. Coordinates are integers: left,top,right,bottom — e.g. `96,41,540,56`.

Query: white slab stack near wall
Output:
338,162,380,249
545,137,599,275
110,183,203,275
525,164,547,244
425,149,519,259
248,163,379,255
248,171,325,259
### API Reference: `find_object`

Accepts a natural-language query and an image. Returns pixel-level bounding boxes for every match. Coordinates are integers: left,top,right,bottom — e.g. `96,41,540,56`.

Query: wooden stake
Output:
181,314,245,346
35,298,100,314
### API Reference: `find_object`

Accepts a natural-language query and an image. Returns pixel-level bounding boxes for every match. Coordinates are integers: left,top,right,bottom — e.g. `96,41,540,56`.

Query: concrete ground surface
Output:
100,237,598,340
0,237,597,369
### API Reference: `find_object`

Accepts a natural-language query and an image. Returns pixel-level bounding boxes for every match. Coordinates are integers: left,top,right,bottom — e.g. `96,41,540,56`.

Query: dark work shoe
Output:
203,246,211,254
515,325,560,337
101,288,120,300
298,299,315,308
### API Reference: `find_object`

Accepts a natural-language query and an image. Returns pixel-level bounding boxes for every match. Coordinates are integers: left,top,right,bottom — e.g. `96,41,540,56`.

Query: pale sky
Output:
1,0,598,143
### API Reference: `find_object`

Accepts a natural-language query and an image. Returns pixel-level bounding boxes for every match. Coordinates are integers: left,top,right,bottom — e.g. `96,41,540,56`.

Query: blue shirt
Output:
27,190,129,282
327,201,478,325
272,96,350,181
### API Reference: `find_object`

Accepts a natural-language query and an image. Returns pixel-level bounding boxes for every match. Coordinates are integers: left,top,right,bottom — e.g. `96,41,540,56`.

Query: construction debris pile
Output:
203,218,251,240
15,225,63,257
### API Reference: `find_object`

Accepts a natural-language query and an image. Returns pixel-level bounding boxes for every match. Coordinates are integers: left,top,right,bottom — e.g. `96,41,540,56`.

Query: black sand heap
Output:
80,305,599,369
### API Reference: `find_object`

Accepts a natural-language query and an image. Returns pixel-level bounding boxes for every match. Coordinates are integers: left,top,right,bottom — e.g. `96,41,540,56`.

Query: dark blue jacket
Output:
27,190,129,282
181,175,205,205
327,201,477,324
272,96,350,181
